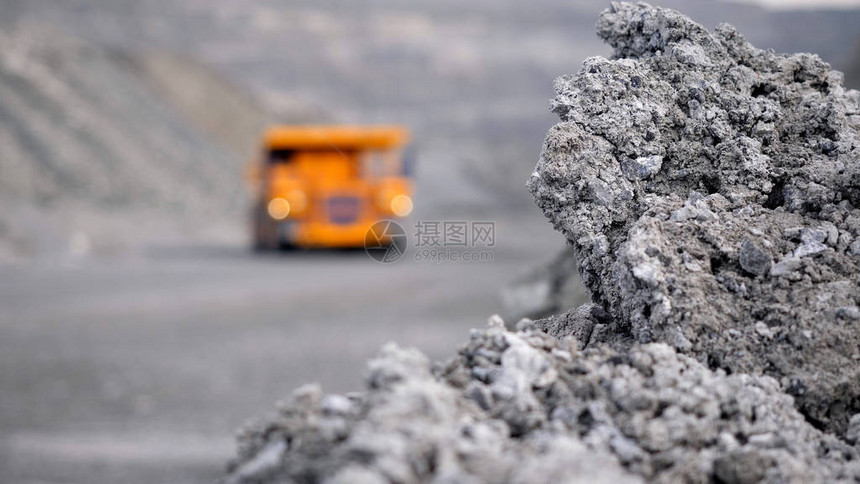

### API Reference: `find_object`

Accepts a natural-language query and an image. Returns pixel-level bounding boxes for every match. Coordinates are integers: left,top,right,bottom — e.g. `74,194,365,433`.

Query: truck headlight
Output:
390,194,413,217
267,197,291,220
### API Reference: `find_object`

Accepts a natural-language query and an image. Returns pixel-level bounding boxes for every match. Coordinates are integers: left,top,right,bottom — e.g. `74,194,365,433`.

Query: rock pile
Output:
224,3,860,482
226,319,859,483
529,1,860,435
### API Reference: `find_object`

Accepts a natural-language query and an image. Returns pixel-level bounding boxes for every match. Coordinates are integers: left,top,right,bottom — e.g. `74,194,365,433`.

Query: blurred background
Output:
1,0,859,482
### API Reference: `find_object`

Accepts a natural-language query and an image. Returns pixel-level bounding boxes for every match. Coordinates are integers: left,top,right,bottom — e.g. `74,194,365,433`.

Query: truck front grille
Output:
327,196,360,225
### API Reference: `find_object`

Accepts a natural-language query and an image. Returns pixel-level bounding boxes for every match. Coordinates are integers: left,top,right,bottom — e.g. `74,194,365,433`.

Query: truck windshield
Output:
269,149,293,164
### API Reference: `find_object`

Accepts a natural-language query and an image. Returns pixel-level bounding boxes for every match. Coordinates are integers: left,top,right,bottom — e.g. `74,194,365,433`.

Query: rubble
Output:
225,3,860,482
528,1,860,435
225,320,860,483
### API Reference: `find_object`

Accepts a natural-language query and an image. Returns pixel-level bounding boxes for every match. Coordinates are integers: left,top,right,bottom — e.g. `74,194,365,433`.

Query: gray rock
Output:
739,238,772,276
847,414,860,445
529,1,860,435
621,155,663,180
537,302,610,344
850,238,860,256
795,240,828,258
321,394,356,416
225,328,643,484
770,256,803,277
225,323,860,483
836,306,860,321
464,381,494,410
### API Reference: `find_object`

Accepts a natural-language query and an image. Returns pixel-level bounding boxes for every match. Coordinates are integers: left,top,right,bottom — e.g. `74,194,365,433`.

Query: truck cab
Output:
249,125,413,250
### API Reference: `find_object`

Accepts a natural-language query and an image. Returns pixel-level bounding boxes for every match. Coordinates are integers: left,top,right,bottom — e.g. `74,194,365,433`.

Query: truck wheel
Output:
252,203,275,251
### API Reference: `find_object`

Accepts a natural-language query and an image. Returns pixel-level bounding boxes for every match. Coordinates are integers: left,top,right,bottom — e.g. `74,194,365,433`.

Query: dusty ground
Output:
0,211,570,484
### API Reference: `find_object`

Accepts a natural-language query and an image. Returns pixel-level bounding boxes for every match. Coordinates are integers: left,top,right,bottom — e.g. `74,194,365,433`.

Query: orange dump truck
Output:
249,125,413,250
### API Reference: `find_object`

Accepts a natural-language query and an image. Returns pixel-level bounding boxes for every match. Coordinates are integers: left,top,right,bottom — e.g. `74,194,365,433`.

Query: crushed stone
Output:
224,319,859,483
529,1,860,435
225,3,860,482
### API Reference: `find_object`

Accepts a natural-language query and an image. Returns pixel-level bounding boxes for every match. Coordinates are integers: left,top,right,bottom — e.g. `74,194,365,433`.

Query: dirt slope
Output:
0,23,324,260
